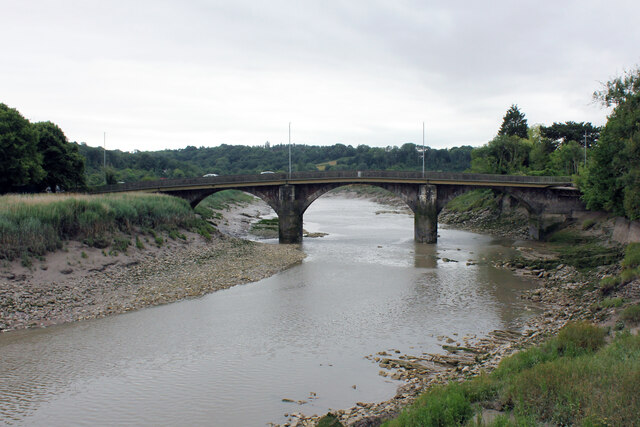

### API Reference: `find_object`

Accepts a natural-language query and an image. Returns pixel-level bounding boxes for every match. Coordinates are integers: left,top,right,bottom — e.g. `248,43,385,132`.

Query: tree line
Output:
78,141,474,186
0,103,85,193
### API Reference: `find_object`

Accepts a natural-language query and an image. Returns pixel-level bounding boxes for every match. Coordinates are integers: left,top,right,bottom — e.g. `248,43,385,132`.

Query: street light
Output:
422,122,425,178
288,122,292,178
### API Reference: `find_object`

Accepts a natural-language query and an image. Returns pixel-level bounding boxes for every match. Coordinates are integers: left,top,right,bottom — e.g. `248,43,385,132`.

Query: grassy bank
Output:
383,322,640,426
193,189,256,222
0,193,215,261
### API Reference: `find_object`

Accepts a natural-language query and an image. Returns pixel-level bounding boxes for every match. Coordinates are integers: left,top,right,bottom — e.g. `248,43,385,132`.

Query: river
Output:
0,197,537,426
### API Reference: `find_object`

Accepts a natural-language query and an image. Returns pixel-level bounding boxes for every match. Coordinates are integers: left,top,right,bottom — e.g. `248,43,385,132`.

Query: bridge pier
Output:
277,185,304,244
414,184,438,244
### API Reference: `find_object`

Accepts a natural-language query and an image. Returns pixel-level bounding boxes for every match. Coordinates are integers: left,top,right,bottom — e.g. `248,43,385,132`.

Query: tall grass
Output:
0,193,204,260
383,322,639,427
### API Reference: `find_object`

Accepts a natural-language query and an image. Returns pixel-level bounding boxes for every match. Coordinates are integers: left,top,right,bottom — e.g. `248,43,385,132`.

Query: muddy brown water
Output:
0,197,538,426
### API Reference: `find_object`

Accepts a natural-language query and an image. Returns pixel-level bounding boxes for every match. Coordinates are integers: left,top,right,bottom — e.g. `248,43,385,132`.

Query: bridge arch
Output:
297,183,416,215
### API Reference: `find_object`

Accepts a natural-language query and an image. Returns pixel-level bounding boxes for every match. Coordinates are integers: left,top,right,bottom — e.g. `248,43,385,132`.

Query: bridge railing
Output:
93,170,573,194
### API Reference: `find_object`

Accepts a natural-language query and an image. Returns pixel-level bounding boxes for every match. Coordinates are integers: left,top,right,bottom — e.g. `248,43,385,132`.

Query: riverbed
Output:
0,197,538,426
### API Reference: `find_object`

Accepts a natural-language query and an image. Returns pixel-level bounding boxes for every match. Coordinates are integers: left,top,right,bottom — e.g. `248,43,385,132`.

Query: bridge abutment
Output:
414,184,438,243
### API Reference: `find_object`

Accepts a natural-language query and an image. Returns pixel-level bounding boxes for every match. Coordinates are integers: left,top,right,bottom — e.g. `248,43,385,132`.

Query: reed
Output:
0,193,201,260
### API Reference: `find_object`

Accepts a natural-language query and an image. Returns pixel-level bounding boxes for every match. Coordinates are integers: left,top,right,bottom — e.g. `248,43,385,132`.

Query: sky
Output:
1,1,639,152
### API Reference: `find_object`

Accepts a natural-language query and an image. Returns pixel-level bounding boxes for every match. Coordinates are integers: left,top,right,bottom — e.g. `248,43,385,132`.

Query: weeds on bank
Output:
0,193,216,260
384,322,640,427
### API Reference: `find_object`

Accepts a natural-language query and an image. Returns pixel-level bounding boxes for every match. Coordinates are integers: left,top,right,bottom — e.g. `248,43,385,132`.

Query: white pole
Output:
584,131,587,167
422,122,425,178
289,122,292,178
103,131,106,184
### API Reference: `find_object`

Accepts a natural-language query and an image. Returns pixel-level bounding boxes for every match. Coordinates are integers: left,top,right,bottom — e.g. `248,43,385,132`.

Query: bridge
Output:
94,170,583,244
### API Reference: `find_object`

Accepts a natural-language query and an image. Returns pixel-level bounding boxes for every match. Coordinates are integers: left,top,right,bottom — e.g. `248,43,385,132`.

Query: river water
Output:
0,197,537,426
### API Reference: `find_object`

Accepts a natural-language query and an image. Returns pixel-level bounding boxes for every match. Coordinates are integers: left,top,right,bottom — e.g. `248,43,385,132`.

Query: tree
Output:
470,135,531,174
0,103,45,192
33,121,86,192
540,121,600,148
578,67,640,219
498,105,529,139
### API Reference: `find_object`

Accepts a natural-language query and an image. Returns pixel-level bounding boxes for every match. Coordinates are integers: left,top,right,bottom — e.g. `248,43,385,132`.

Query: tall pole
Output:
584,131,587,167
103,131,106,184
288,122,292,178
422,121,425,178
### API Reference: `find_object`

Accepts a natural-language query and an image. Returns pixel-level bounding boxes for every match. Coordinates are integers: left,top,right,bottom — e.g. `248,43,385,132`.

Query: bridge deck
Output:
94,170,575,194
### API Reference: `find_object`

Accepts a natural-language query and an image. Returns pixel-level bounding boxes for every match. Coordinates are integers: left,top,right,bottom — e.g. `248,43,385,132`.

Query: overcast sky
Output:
2,1,639,152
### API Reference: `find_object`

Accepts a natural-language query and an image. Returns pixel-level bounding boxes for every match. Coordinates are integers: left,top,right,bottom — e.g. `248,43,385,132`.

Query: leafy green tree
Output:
549,140,583,175
33,121,86,192
498,105,529,139
578,67,640,219
470,135,531,174
0,103,45,192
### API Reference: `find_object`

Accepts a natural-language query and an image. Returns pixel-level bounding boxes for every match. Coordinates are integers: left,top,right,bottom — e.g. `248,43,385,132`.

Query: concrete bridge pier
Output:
276,185,304,244
414,184,438,244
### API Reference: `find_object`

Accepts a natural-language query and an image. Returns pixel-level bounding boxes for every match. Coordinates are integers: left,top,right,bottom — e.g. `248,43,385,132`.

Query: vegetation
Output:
578,67,640,220
77,142,474,186
470,104,599,177
0,103,85,193
384,322,640,427
0,193,214,260
444,189,497,213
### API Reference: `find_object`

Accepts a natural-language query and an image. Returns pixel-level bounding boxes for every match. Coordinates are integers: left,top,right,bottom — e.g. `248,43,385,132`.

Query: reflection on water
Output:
0,198,537,426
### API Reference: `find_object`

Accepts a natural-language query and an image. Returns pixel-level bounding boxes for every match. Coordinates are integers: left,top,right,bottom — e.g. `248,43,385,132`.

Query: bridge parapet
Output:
93,170,574,194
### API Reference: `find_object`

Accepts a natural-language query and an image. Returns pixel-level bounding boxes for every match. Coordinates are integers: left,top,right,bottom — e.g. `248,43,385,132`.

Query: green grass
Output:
383,322,640,427
0,193,211,260
445,189,497,213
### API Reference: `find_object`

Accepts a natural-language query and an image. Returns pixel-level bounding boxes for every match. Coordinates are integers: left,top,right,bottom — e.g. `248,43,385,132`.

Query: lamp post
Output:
288,122,292,178
422,122,425,178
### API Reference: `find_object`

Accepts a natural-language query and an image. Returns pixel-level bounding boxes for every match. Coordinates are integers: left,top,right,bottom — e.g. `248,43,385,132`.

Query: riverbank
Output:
0,231,304,332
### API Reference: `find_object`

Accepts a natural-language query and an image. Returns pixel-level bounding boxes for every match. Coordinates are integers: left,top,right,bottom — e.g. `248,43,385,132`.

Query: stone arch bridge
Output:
94,171,583,244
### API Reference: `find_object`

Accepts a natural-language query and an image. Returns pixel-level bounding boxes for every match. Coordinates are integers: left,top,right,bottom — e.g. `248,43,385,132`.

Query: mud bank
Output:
0,232,305,332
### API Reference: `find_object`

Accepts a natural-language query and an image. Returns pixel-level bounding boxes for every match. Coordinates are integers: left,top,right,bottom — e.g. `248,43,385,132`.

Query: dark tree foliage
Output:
578,67,640,219
540,121,600,148
498,105,529,139
0,104,86,193
0,103,45,192
33,121,86,192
